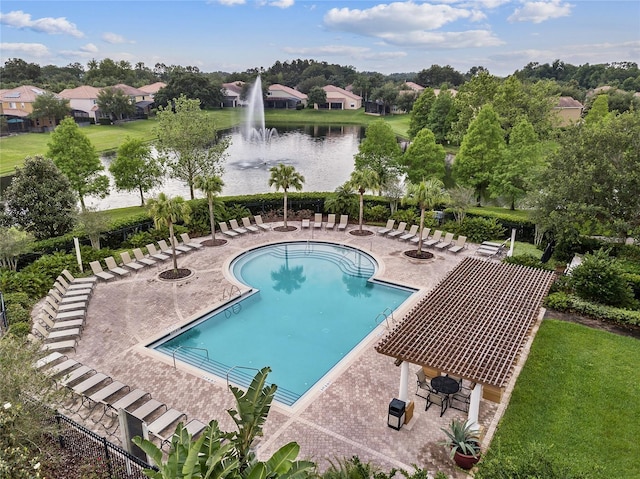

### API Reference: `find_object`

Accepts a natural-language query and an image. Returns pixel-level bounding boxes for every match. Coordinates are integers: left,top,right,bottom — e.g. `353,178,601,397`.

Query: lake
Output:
89,124,365,210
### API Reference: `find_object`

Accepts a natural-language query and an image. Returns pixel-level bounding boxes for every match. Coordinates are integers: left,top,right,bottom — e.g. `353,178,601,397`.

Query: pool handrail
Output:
172,346,209,369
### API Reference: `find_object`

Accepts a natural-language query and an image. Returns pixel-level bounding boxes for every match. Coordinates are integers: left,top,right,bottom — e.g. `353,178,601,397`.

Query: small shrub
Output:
391,208,418,225
455,217,506,243
504,254,553,270
20,251,77,283
0,270,49,299
364,205,390,223
124,231,155,249
549,274,573,294
544,292,572,310
2,292,34,310
8,321,31,338
544,293,640,326
5,303,31,325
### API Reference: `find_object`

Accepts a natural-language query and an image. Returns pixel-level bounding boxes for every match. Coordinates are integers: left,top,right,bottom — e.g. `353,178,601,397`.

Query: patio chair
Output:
229,219,248,234
426,391,448,417
171,236,195,253
62,269,98,286
337,215,349,231
49,288,89,305
378,219,395,235
45,295,87,313
448,236,467,254
416,369,432,399
219,222,239,237
39,312,84,332
131,399,167,421
181,233,204,248
90,261,116,282
57,275,94,292
301,218,310,228
313,213,323,229
54,279,92,296
43,304,85,322
42,338,78,353
253,215,270,231
400,225,419,241
434,232,455,249
326,214,336,230
158,239,182,256
34,322,80,342
120,251,145,272
388,222,407,238
106,389,151,417
183,419,207,440
241,218,259,233
410,228,431,245
104,256,131,277
423,230,443,247
146,244,171,261
133,247,158,266
147,409,187,443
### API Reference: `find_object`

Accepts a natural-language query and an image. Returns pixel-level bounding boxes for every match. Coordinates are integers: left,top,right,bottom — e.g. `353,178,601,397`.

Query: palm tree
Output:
348,168,379,233
194,174,224,245
268,164,304,229
147,192,191,272
403,178,449,255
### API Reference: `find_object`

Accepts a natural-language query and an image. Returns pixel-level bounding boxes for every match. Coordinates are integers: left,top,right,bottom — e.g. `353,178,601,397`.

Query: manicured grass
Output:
467,206,532,221
489,320,640,477
104,206,148,224
512,241,543,258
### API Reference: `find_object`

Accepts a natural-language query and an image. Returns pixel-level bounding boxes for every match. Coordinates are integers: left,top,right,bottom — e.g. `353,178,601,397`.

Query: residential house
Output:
0,85,60,132
552,96,584,127
111,84,154,117
222,81,247,107
138,82,166,99
317,85,362,110
265,84,307,109
58,85,102,122
403,81,425,94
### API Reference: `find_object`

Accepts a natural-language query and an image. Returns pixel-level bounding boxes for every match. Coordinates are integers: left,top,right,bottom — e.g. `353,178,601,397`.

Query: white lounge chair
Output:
326,214,336,230
49,288,89,305
43,304,85,322
147,409,187,443
253,215,270,231
133,248,158,266
146,244,171,261
42,338,78,353
313,213,323,229
45,295,87,313
435,232,455,249
158,239,183,255
301,218,310,228
62,269,97,286
378,219,395,235
410,228,431,244
120,251,145,271
241,218,259,233
181,233,204,248
448,236,467,254
171,236,195,253
40,312,84,332
388,222,407,238
54,279,92,296
337,215,348,231
424,230,443,247
89,261,115,282
399,225,419,241
57,275,94,292
219,222,239,237
229,219,248,234
34,322,80,342
104,256,131,277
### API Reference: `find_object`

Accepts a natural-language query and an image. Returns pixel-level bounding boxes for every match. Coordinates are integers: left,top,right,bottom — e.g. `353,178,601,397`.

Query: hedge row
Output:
544,292,640,326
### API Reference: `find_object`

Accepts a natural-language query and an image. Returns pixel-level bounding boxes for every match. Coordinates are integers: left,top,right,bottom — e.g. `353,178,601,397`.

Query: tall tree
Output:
46,117,109,210
348,168,379,233
452,104,506,205
146,193,191,272
408,88,436,139
154,72,224,109
155,95,230,199
370,82,399,116
0,227,34,271
109,137,163,206
307,86,327,108
268,164,305,229
584,94,610,126
354,120,402,194
449,71,500,144
426,90,457,144
415,64,465,87
489,118,544,209
96,87,135,122
75,208,110,250
401,128,446,184
193,174,224,244
29,92,69,126
403,179,449,255
2,156,77,239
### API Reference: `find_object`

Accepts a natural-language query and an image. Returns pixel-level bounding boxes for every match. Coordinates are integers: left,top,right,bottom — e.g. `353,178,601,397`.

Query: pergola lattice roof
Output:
376,257,556,389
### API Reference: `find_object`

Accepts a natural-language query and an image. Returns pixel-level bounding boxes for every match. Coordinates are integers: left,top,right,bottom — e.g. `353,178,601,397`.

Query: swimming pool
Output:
150,242,415,406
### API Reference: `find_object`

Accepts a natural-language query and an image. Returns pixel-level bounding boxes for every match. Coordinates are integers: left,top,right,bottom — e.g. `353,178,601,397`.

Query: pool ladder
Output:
375,307,395,329
222,284,241,302
172,346,209,369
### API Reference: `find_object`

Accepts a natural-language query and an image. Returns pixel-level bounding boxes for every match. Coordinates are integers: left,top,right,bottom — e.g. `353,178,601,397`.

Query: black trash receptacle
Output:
387,398,406,430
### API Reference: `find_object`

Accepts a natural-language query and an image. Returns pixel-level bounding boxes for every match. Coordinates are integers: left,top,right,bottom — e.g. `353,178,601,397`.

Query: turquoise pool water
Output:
151,242,414,405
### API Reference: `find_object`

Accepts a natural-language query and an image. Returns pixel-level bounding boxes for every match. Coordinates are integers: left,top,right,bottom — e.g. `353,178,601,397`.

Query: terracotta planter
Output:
453,450,480,470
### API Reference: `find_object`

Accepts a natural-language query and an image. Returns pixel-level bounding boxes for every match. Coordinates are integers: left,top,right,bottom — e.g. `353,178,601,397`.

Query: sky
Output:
1,0,639,77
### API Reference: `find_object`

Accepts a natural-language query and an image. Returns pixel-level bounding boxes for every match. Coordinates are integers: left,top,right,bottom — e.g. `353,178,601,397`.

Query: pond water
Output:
88,124,365,210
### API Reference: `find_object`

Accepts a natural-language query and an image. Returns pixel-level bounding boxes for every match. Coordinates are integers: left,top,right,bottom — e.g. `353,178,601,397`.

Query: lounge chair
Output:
423,230,443,247
86,381,129,409
45,295,87,313
388,222,407,238
34,351,66,370
171,236,194,253
400,225,419,241
42,338,78,353
131,399,167,420
241,218,259,233
43,304,86,322
181,233,205,248
120,251,144,272
90,261,116,282
71,373,111,398
337,215,348,231
448,236,467,254
158,239,183,256
40,312,84,332
54,280,92,297
104,256,131,277
301,218,310,228
253,215,270,231
378,219,395,235
34,322,80,342
107,389,151,416
426,391,448,416
62,269,97,286
146,244,171,261
133,248,158,266
229,219,248,234
313,213,323,229
410,228,431,245
147,409,187,443
57,275,94,292
183,419,207,439
49,288,89,305
219,222,239,237
59,365,94,387
326,214,336,230
434,232,455,249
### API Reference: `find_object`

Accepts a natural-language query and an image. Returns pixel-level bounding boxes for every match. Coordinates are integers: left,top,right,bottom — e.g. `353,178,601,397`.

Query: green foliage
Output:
0,227,34,271
7,322,31,338
2,156,77,240
224,204,252,223
0,269,49,299
449,71,500,144
2,292,34,311
583,94,609,126
622,272,640,299
354,120,403,192
5,302,31,325
124,231,156,249
426,90,457,144
47,117,110,210
408,88,436,139
96,86,135,121
324,185,358,217
193,175,224,241
391,208,418,225
322,456,394,479
503,254,553,270
364,205,390,223
110,137,163,206
20,251,77,284
443,217,505,243
30,91,69,124
439,419,481,458
401,128,446,184
544,292,640,325
348,168,380,232
76,209,111,250
570,250,635,307
269,164,305,228
543,292,572,310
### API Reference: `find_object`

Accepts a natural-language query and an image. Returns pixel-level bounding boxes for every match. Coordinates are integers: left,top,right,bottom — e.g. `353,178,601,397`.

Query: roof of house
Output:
138,82,166,94
223,81,245,95
433,88,458,97
1,85,49,103
110,84,149,97
323,85,362,100
556,96,584,108
268,84,308,100
375,257,556,390
404,81,425,92
1,108,30,117
58,85,102,100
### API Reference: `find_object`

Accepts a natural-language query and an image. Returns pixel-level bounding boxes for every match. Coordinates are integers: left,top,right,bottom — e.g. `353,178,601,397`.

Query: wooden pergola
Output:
376,257,556,403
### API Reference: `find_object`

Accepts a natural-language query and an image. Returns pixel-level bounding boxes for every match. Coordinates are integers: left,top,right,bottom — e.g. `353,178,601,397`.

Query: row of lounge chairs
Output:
219,216,270,237
35,352,206,446
378,220,468,254
475,239,509,258
301,213,349,231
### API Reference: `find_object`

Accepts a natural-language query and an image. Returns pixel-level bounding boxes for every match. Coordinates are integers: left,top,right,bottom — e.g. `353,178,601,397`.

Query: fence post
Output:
55,412,64,448
102,436,114,478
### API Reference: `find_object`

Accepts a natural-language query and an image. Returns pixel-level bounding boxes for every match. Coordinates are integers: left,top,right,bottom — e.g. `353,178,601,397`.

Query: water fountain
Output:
243,75,278,142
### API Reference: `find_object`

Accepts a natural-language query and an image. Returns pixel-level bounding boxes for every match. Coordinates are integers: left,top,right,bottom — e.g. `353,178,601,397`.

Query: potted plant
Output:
439,418,481,470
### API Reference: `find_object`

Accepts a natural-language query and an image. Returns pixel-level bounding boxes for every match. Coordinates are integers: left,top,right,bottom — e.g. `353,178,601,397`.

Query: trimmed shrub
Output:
364,205,390,223
5,303,31,325
2,292,34,311
544,292,572,310
570,250,635,308
450,217,506,244
544,292,640,326
7,321,31,338
504,254,554,270
622,272,640,300
0,269,49,299
20,251,77,283
391,208,419,225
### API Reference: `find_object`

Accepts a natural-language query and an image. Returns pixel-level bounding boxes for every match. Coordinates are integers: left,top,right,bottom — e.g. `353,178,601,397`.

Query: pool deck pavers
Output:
49,223,514,478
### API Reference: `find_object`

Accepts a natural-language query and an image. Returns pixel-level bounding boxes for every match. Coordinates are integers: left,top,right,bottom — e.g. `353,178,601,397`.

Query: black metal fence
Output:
0,291,7,336
55,413,156,479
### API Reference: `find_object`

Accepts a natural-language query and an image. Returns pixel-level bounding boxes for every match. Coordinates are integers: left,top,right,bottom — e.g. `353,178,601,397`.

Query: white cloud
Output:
282,44,407,60
269,0,294,7
215,0,246,5
508,1,573,23
102,32,130,44
380,29,504,48
0,42,49,57
80,43,98,53
0,10,83,37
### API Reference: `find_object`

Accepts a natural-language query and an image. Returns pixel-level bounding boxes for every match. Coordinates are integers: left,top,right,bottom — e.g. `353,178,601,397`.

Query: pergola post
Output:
468,383,482,430
398,361,409,402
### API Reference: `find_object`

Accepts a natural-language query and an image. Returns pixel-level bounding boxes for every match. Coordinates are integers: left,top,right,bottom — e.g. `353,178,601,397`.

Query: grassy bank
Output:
487,319,639,477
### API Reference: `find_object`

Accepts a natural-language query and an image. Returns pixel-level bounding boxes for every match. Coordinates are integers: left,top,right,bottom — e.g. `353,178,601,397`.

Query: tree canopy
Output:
268,164,305,229
401,127,446,184
109,137,163,206
154,72,224,109
354,120,402,194
29,92,69,125
407,88,436,139
96,87,135,121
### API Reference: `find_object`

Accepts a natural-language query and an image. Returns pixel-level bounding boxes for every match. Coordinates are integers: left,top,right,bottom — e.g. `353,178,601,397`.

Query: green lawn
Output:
488,319,640,477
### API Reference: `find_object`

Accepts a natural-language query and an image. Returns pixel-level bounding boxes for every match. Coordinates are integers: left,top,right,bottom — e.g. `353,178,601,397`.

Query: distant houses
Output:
265,84,308,109
0,85,59,132
552,96,584,127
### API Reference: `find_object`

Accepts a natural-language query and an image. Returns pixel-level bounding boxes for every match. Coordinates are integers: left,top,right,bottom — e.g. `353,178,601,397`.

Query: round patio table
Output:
431,376,460,395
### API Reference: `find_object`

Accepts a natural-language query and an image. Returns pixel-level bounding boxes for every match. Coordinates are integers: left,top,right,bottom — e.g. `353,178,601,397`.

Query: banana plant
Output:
242,442,315,479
